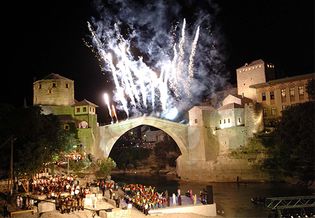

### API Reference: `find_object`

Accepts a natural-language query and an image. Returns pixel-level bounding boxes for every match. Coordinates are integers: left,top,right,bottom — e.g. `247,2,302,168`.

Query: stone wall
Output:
244,103,264,138
237,60,266,101
78,128,96,155
215,127,246,152
33,79,74,106
40,105,74,116
178,154,269,182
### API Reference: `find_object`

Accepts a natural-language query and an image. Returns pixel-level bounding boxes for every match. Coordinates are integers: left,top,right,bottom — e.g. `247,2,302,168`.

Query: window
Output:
262,92,266,101
224,119,226,124
66,83,69,88
298,86,304,95
263,108,268,116
76,108,80,113
271,108,276,116
290,87,295,101
298,86,304,100
238,117,241,123
219,120,221,124
52,83,56,88
83,107,87,112
281,88,286,102
270,91,275,100
39,84,41,89
228,118,230,123
281,89,286,97
194,119,198,124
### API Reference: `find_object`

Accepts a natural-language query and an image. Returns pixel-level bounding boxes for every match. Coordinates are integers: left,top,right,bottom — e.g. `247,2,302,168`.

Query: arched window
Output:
79,121,88,128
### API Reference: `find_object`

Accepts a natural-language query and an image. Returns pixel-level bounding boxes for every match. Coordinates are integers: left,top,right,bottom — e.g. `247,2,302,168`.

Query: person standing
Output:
109,188,113,199
172,193,176,206
165,190,170,207
3,201,8,218
101,180,106,196
178,194,182,206
115,196,120,208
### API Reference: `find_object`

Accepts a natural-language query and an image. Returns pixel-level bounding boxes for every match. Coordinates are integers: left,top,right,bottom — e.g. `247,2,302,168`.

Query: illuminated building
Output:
250,73,315,126
33,73,99,153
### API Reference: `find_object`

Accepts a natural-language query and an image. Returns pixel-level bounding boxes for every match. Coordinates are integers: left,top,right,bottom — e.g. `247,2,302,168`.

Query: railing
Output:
265,196,315,217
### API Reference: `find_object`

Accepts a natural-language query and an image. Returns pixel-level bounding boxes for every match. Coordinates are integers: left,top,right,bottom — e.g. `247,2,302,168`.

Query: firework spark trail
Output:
103,93,114,123
188,26,200,94
175,19,186,97
106,53,129,118
111,104,119,122
118,39,141,106
167,45,178,98
88,18,203,120
177,18,186,81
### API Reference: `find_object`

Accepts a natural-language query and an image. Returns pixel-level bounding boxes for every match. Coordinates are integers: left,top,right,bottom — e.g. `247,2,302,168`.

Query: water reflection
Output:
111,174,314,218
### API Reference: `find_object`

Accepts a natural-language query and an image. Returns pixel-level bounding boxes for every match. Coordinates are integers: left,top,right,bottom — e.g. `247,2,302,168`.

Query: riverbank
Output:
111,168,179,179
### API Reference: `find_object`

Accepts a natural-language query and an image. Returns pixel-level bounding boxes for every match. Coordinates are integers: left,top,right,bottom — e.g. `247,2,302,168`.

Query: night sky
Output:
1,0,313,123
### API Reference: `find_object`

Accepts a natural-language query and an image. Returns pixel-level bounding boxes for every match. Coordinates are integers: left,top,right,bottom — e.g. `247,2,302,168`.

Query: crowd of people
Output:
6,173,211,216
121,183,210,215
122,184,168,215
30,174,87,214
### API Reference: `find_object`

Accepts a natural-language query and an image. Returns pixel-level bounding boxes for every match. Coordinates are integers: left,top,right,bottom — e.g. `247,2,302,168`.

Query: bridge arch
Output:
98,116,188,158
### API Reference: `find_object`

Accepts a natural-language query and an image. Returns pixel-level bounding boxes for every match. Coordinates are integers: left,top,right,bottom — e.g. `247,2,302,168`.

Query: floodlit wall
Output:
33,78,74,106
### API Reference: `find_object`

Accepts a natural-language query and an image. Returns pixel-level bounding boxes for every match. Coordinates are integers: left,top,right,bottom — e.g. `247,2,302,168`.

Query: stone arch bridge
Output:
97,116,219,180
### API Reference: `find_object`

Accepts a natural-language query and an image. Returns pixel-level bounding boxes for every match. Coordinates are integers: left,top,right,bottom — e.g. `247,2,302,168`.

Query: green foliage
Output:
229,137,266,159
0,105,80,177
69,159,90,172
96,157,116,178
263,102,315,184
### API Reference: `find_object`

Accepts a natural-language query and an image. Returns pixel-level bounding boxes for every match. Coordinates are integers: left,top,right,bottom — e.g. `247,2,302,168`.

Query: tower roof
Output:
74,99,98,107
237,59,265,69
249,72,315,88
42,73,73,81
218,103,243,111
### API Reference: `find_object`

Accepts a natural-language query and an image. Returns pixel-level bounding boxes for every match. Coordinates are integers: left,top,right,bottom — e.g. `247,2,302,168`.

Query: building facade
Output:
236,59,275,101
33,73,99,154
250,73,315,126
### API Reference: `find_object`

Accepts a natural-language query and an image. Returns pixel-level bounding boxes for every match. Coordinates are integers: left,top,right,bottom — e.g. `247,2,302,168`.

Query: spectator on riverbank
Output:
122,184,167,214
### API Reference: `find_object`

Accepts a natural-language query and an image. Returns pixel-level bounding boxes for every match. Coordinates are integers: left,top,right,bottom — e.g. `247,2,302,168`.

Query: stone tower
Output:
236,59,275,101
33,73,75,106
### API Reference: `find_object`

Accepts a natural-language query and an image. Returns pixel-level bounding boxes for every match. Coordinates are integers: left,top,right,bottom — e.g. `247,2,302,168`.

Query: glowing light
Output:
103,93,113,124
111,104,119,123
162,107,179,120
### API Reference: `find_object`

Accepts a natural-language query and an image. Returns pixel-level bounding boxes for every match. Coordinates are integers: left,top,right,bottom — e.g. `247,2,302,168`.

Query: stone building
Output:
250,73,315,126
236,59,275,101
33,74,75,106
33,73,99,154
204,59,313,152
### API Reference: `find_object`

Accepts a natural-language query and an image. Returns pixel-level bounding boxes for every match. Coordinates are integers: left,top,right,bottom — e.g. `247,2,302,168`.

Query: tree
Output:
95,157,116,178
263,102,315,184
0,104,79,177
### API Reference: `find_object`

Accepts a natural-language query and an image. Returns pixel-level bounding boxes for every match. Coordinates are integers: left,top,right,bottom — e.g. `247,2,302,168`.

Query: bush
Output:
95,157,116,179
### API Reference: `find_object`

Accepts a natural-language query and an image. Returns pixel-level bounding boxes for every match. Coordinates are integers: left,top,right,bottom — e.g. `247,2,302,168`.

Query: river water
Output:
111,174,314,218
